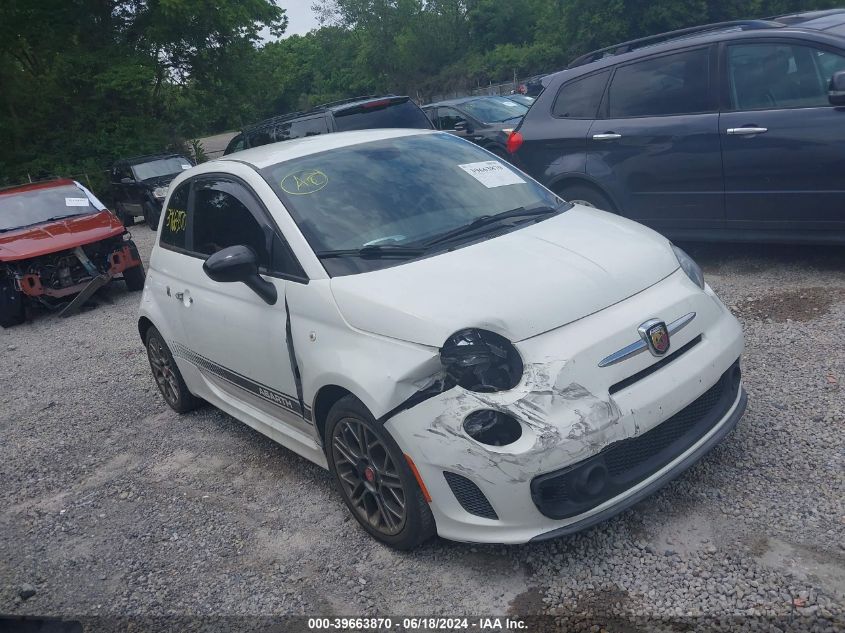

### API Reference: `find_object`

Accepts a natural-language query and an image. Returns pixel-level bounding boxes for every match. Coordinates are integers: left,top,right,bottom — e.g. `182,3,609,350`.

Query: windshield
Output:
132,157,192,181
460,97,528,123
262,133,561,272
334,99,433,132
0,184,99,232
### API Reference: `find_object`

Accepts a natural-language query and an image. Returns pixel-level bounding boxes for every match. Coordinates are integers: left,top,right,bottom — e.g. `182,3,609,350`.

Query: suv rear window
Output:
608,48,711,118
553,70,610,118
333,99,432,132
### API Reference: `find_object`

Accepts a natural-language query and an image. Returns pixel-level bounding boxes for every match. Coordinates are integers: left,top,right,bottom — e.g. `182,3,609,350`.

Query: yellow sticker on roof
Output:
281,169,328,195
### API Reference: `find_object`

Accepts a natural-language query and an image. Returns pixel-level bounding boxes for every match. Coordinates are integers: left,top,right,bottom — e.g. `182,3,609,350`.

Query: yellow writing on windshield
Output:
281,169,329,195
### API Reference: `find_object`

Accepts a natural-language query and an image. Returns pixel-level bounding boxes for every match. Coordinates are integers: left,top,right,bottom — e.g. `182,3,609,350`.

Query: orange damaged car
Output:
0,179,145,326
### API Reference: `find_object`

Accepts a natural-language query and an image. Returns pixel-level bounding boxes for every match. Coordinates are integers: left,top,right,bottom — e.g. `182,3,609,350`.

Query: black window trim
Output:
602,43,718,120
158,173,309,284
718,36,845,112
550,68,612,120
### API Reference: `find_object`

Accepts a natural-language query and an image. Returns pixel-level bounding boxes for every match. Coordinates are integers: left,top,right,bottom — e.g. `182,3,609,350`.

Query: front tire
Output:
144,202,161,230
123,264,146,291
0,277,25,328
559,184,616,213
326,395,435,550
116,202,135,227
145,327,200,414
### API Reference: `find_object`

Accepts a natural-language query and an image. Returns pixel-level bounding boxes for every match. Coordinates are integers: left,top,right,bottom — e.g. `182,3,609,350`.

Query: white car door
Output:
149,181,194,359
170,174,313,438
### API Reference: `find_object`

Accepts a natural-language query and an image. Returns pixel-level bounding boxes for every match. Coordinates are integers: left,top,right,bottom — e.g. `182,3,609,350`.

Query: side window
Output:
271,232,306,279
436,107,467,130
728,43,845,110
247,127,274,149
608,48,711,118
228,135,245,153
191,179,270,267
160,183,189,250
289,117,328,138
552,70,610,118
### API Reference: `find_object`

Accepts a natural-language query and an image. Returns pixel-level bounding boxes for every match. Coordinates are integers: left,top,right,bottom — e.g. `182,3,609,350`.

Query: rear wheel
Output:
116,202,135,227
326,395,435,550
0,277,25,328
123,264,146,291
559,184,616,213
145,327,200,413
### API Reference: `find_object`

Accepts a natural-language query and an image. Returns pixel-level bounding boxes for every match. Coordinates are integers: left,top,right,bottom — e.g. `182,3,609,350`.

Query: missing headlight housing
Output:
440,328,523,392
463,410,522,446
672,245,705,289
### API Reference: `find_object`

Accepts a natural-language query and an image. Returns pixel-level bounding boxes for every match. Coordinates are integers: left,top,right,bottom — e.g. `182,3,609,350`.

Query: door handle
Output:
592,133,622,140
726,127,768,136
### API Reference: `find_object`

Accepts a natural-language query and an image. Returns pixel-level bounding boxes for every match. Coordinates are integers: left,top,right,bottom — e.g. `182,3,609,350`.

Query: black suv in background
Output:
110,154,194,228
224,95,433,155
422,96,529,159
509,10,845,244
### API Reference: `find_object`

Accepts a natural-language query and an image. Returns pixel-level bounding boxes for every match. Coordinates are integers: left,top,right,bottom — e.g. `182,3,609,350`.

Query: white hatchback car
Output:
139,129,746,549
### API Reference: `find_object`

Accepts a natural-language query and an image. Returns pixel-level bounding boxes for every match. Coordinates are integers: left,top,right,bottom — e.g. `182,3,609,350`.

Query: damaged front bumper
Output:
384,269,745,544
17,242,141,300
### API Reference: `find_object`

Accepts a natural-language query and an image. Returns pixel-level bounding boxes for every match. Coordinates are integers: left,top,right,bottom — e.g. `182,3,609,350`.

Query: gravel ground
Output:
1,226,843,631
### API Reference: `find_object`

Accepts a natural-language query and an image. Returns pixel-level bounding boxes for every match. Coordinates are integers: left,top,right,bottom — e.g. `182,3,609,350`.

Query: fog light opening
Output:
574,463,608,498
463,410,522,447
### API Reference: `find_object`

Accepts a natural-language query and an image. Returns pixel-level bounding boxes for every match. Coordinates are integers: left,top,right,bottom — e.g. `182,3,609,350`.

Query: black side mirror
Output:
203,245,277,305
830,71,845,106
120,177,134,184
453,121,469,133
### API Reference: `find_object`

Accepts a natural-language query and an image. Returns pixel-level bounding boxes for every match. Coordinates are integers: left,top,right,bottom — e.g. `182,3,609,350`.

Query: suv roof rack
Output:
244,111,312,132
567,19,783,68
315,95,392,109
767,8,845,24
117,153,184,166
244,95,405,133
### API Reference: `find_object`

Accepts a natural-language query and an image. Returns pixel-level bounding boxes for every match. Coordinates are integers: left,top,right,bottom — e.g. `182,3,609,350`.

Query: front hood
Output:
142,174,178,188
0,211,125,261
330,206,680,347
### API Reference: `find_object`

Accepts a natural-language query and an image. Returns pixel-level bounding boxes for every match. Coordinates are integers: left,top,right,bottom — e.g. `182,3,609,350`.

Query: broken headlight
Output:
440,328,523,392
672,245,704,289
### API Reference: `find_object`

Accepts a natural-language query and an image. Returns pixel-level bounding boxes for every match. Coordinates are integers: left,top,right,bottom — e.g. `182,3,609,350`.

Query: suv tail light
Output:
506,131,524,154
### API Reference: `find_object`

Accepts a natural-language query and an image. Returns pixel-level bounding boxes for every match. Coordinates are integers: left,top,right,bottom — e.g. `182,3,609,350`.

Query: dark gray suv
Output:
509,10,845,244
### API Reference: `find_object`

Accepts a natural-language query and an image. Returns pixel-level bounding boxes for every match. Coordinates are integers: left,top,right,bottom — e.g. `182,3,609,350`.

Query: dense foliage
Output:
0,0,839,188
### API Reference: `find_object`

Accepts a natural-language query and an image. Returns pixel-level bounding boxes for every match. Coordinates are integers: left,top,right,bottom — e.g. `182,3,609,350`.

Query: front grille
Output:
605,373,724,476
609,335,702,395
443,472,498,520
531,360,741,520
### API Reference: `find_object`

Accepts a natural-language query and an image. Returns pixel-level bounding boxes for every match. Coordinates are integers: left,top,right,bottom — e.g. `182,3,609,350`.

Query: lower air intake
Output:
443,471,498,520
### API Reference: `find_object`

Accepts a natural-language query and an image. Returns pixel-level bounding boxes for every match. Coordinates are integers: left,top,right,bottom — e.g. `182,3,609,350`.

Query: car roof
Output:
566,11,845,70
219,128,437,169
242,96,413,134
0,178,76,197
426,95,518,108
116,153,187,166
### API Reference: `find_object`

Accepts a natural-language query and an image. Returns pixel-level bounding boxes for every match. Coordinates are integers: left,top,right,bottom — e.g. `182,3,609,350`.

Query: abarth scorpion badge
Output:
639,319,670,356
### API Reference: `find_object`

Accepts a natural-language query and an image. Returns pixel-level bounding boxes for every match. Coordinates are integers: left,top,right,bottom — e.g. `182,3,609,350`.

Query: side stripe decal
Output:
172,342,311,423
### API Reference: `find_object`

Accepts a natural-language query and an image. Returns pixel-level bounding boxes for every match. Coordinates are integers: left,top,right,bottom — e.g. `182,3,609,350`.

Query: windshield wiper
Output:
0,213,86,233
41,213,87,222
317,244,427,260
418,204,569,249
